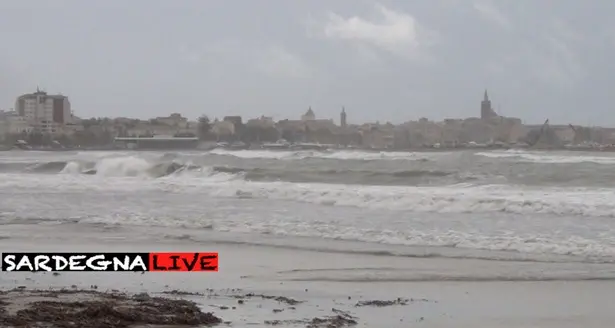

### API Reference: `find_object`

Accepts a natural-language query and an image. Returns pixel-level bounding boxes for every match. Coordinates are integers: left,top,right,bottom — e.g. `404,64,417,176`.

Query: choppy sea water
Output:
2,148,615,273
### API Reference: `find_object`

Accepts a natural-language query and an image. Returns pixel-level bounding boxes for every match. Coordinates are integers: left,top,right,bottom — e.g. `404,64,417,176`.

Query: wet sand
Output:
2,228,615,327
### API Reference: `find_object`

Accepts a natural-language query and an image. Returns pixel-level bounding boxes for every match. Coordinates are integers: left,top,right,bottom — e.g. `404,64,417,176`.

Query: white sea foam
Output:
59,156,153,177
5,157,615,219
3,151,615,261
5,174,615,259
211,181,615,218
476,150,615,164
208,148,447,161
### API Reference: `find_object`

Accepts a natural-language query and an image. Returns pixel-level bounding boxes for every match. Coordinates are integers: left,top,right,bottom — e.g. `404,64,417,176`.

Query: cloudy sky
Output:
1,0,614,125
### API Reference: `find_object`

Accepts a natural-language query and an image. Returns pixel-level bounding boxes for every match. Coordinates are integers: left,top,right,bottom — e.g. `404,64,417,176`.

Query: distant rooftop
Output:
17,88,68,99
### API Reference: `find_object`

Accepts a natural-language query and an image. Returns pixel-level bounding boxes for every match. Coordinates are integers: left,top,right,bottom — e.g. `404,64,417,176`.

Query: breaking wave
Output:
6,151,615,262
209,148,443,161
476,149,615,164
219,182,615,219
59,156,197,178
0,155,475,185
3,154,615,219
4,150,615,262
217,167,476,185
3,157,615,219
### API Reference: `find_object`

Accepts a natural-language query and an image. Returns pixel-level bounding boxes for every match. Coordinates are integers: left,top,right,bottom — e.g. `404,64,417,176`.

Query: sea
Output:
3,148,615,326
1,148,615,268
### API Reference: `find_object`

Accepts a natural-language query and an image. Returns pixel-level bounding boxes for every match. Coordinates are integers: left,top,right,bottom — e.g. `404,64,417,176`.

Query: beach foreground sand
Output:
2,226,615,327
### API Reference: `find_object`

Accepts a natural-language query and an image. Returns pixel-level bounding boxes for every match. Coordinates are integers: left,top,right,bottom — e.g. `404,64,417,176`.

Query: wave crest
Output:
0,154,474,185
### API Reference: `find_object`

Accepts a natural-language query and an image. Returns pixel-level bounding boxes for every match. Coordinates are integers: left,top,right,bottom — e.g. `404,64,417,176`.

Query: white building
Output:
0,111,32,140
246,116,275,128
15,89,72,134
155,113,188,126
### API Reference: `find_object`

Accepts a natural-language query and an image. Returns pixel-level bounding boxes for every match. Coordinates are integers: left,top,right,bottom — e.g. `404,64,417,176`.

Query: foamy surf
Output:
209,148,446,161
2,149,615,263
476,149,615,164
0,152,613,218
0,153,483,186
0,155,614,218
5,166,615,223
3,213,615,263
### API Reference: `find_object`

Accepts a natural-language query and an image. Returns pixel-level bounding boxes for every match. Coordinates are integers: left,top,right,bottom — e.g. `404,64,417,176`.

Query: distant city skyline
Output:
3,87,600,129
1,1,614,126
2,86,609,150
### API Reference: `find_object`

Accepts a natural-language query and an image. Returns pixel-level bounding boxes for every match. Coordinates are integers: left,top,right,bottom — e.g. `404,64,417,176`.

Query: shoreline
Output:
3,282,615,328
0,287,405,328
2,232,615,327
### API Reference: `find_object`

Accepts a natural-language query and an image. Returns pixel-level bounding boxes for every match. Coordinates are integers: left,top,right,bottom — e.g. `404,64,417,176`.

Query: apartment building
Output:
15,89,72,134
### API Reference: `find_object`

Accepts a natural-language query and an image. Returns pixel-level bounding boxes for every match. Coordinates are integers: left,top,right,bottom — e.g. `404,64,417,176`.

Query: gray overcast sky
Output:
1,0,614,125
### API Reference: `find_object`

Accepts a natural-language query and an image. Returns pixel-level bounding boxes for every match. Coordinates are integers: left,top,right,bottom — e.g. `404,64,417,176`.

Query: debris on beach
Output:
307,308,358,328
264,318,307,326
355,297,411,307
162,289,206,296
264,309,358,328
305,314,358,328
232,293,303,306
0,288,223,328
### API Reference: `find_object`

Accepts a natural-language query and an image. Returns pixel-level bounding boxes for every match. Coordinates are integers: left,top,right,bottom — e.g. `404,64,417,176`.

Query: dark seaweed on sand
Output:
233,293,303,305
355,297,410,307
265,308,357,328
0,289,222,328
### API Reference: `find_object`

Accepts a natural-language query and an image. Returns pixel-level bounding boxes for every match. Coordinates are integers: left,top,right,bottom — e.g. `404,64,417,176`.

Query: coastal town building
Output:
154,113,187,126
223,116,242,126
15,88,73,134
211,120,235,139
246,116,275,128
125,113,196,137
0,111,32,138
480,90,498,121
301,107,315,121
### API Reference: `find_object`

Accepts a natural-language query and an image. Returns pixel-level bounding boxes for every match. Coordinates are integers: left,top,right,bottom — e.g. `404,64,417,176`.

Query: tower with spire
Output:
480,89,497,120
340,107,347,127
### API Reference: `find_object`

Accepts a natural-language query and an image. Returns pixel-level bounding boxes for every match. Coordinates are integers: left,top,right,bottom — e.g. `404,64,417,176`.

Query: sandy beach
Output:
2,224,615,327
